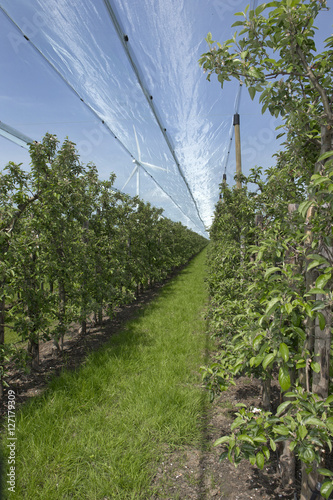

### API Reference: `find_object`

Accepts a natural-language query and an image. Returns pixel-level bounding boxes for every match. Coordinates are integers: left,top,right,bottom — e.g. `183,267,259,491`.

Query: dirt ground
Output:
149,378,297,500
0,276,298,500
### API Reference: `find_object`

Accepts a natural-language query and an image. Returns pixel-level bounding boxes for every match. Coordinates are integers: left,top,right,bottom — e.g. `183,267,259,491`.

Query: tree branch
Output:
296,45,333,123
4,192,40,235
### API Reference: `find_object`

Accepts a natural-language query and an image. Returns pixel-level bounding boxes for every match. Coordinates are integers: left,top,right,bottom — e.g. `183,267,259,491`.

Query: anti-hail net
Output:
0,0,274,235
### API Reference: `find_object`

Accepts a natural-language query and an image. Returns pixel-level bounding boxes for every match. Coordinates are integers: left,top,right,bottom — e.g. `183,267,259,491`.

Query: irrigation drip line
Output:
101,0,206,230
0,6,204,234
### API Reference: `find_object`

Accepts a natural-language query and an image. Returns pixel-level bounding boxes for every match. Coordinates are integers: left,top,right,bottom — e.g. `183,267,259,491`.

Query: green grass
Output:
1,249,210,499
4,327,21,345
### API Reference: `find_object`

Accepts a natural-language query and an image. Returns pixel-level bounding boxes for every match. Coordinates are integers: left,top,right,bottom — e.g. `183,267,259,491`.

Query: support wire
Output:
102,0,206,229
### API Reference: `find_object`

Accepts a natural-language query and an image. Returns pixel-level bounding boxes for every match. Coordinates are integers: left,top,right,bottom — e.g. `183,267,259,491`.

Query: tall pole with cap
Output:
234,113,242,189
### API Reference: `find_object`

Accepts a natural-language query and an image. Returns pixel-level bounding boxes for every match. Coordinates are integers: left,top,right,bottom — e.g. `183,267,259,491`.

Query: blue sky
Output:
0,0,332,234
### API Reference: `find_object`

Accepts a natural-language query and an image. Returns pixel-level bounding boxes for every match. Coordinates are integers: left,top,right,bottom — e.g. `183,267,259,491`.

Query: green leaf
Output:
279,343,289,362
264,266,281,279
318,468,333,477
231,416,244,430
273,425,290,436
302,446,315,463
311,301,326,312
256,452,265,470
304,416,325,427
262,352,276,370
256,249,264,261
325,395,333,404
307,254,330,266
278,365,291,391
253,354,264,367
283,392,297,398
237,434,255,445
285,302,293,314
326,417,333,433
292,326,306,340
289,440,297,451
248,87,256,100
276,400,291,416
262,446,270,460
306,288,329,296
265,296,280,315
307,260,322,271
255,4,267,15
262,58,277,65
317,312,326,330
231,20,245,27
318,150,333,162
219,451,229,462
321,481,333,499
310,436,324,447
252,434,267,443
312,175,331,187
270,438,276,451
206,32,213,44
214,436,230,446
298,425,308,440
311,361,321,374
248,67,262,79
315,273,331,290
253,334,264,349
298,200,313,218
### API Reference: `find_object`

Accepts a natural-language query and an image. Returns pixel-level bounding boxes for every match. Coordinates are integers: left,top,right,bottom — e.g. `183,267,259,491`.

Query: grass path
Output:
1,249,210,499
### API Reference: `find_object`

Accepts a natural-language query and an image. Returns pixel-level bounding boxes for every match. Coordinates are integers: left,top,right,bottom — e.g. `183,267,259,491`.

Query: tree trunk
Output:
81,319,86,336
28,335,39,370
98,308,103,324
300,462,319,500
279,369,296,488
54,281,66,353
300,223,317,500
27,253,40,369
59,282,66,352
261,376,271,411
312,293,331,399
280,450,296,490
301,123,332,500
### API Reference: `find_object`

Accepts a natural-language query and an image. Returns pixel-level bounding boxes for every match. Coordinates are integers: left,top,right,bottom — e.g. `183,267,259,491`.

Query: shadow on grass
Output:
1,250,209,499
0,261,196,419
197,325,212,500
0,445,5,500
1,258,200,423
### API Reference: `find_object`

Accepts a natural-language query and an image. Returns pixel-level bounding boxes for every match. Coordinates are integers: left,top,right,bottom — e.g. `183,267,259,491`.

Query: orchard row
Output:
0,133,207,394
200,1,333,498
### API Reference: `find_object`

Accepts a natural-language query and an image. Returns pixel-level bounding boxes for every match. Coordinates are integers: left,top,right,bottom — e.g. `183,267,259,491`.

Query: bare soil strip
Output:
150,376,295,500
